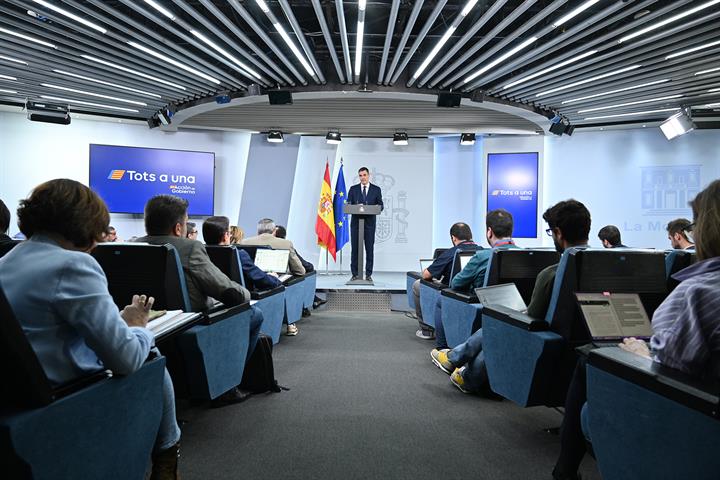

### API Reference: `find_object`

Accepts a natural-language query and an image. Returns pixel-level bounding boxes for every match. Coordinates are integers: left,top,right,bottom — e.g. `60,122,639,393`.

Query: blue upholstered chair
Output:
407,248,449,313
482,249,668,407
302,270,317,310
440,249,560,348
0,286,166,480
664,249,696,291
93,243,254,400
0,239,21,259
586,347,720,480
284,276,305,324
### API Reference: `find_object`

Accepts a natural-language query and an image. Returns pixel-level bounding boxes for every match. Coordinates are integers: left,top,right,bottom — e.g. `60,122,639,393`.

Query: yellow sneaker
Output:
450,367,472,394
430,348,454,374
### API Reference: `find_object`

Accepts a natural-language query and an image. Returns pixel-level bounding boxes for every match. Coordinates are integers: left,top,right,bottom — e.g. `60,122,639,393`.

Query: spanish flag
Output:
315,162,337,260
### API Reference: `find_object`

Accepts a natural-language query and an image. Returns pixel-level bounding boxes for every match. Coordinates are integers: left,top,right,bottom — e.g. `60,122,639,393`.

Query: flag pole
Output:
325,248,329,275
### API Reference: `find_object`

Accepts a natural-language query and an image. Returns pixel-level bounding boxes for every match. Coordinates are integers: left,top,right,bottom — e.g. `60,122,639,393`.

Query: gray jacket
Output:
135,235,251,311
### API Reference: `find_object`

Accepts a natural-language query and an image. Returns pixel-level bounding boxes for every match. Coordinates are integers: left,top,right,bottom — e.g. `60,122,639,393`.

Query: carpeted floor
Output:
178,311,601,480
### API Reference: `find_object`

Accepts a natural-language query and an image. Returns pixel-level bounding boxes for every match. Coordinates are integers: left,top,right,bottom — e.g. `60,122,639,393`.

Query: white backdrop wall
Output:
544,128,720,250
0,111,251,241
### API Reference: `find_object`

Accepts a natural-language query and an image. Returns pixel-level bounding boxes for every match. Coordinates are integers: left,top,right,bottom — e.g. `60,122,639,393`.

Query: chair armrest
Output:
420,279,446,290
588,347,720,418
441,288,478,303
286,276,304,286
482,304,549,331
406,271,422,280
204,302,251,325
251,285,285,300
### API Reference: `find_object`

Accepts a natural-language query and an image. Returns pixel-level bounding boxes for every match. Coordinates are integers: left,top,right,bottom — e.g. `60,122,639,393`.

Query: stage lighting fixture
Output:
147,116,160,129
393,132,409,145
157,110,171,126
460,133,476,145
660,111,694,140
268,90,292,105
437,92,462,108
267,130,284,143
215,92,231,104
326,131,342,144
26,100,70,125
549,122,565,135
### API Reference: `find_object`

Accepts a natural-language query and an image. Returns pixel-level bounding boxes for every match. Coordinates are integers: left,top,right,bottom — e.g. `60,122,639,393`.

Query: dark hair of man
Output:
666,218,692,241
186,221,196,232
17,178,109,249
598,225,621,246
358,167,369,174
144,195,188,236
486,209,513,238
690,180,720,261
542,199,591,244
203,216,230,245
275,225,287,239
0,198,10,234
450,222,473,241
106,226,116,234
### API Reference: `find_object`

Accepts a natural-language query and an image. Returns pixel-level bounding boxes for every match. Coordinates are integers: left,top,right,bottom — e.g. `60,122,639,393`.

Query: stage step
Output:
325,292,392,312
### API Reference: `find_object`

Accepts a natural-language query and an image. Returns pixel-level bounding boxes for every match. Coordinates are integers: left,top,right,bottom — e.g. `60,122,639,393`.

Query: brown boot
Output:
150,442,180,480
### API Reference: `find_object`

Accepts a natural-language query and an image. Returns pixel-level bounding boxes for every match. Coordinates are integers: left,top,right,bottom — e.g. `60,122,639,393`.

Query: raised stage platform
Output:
316,271,406,292
315,272,410,312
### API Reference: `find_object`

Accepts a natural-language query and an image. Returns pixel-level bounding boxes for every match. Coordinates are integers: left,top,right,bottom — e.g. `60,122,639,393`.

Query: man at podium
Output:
347,167,384,281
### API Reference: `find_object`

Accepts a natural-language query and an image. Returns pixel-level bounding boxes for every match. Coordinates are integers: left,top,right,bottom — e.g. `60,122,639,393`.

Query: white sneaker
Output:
286,323,299,336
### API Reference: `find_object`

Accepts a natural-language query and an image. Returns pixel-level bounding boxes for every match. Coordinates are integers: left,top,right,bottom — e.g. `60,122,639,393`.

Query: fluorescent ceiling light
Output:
143,0,175,20
461,0,479,17
503,50,597,89
128,41,221,84
273,23,314,75
0,26,57,49
256,0,270,12
32,0,107,34
41,83,147,106
0,74,17,81
355,20,364,76
536,64,642,97
666,39,720,59
584,108,679,121
709,87,720,92
0,54,27,65
561,79,670,104
552,0,600,27
191,30,261,80
464,36,539,84
578,95,683,113
40,95,140,113
0,89,18,94
706,102,720,107
618,0,720,43
695,67,720,75
413,27,456,79
82,55,186,90
52,69,161,98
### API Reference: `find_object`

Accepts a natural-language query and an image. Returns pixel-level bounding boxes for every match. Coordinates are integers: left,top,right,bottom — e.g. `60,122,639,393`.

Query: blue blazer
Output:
347,183,384,226
238,249,281,291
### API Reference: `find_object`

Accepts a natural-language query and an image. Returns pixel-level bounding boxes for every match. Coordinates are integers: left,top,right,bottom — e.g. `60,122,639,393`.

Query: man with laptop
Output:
430,200,591,395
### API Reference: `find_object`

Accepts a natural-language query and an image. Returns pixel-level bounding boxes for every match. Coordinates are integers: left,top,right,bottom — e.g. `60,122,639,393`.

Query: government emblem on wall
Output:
353,168,410,244
641,165,701,216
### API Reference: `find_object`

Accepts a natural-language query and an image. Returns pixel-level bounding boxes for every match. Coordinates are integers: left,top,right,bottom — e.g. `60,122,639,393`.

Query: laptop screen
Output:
419,259,433,272
254,249,290,274
474,283,527,311
458,252,474,271
576,293,652,340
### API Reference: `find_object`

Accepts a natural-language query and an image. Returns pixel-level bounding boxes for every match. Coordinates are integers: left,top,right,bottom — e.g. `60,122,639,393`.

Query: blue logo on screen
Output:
89,145,215,215
487,152,539,238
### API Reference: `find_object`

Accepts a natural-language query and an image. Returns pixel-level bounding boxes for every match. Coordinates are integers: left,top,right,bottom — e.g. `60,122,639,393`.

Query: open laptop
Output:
576,293,652,346
419,258,433,272
254,249,292,283
474,283,527,311
458,251,475,271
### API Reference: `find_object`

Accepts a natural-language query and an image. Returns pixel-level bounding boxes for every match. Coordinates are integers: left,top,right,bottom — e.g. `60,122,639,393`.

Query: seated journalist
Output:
431,200,591,396
552,181,720,480
136,196,262,406
0,179,181,479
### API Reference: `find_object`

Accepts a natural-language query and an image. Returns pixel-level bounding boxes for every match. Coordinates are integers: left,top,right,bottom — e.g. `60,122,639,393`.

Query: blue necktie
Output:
362,185,367,202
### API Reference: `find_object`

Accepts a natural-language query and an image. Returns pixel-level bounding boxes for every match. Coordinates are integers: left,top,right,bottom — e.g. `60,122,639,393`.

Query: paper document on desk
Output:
148,310,199,338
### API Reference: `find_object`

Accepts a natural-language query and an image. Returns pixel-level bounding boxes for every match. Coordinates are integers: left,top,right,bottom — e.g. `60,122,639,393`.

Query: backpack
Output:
240,334,285,394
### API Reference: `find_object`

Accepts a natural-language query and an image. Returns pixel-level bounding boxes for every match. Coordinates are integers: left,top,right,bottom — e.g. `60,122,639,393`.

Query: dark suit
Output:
237,249,281,291
347,182,384,277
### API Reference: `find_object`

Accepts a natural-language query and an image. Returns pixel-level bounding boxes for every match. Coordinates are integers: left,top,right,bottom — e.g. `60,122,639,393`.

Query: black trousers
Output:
350,218,376,277
553,357,588,479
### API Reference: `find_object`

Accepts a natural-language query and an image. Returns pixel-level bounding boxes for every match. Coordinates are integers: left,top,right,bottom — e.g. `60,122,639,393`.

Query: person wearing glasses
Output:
430,200,591,395
666,218,695,250
186,222,198,241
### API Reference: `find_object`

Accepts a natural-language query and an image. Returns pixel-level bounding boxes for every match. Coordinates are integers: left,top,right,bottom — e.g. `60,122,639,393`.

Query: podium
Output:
344,203,382,285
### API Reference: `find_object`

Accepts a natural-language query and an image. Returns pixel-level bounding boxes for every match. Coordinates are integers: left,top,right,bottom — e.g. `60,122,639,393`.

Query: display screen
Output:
487,152,539,238
89,144,215,215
